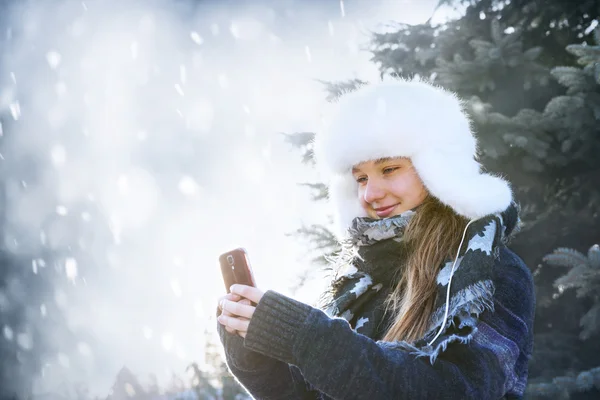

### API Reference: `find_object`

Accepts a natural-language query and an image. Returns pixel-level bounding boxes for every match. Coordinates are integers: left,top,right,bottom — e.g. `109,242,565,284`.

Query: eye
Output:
382,166,400,174
355,175,367,184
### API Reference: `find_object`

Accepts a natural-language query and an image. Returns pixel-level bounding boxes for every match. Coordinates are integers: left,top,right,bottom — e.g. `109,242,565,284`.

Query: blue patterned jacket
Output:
217,245,535,399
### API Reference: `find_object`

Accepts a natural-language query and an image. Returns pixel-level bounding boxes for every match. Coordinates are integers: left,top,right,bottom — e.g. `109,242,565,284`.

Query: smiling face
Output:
351,157,429,219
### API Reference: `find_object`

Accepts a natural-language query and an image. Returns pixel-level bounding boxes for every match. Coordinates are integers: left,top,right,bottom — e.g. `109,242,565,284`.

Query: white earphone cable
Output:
427,218,477,347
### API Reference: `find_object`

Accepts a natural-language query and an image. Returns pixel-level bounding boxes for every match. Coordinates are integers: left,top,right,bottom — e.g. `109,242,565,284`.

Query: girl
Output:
216,79,535,399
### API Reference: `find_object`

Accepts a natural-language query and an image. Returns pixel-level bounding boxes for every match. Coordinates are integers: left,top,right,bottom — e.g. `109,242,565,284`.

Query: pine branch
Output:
434,18,547,93
525,365,600,399
280,131,315,148
580,303,600,340
544,244,600,339
286,224,338,253
477,44,600,171
369,23,438,78
543,247,588,268
280,132,316,165
285,223,339,295
588,244,600,269
477,106,562,172
551,67,595,95
565,26,600,79
297,182,328,201
554,264,594,293
315,79,368,103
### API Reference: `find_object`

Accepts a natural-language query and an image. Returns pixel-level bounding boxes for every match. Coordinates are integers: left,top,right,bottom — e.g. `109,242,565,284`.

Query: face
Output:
352,157,428,219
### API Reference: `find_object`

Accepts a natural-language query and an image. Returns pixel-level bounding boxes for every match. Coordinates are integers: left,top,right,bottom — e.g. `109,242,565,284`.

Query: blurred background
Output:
0,0,598,398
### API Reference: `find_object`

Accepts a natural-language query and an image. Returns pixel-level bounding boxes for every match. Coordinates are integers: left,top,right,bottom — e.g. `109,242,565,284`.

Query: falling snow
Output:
190,31,203,45
46,51,62,69
178,176,199,195
64,258,78,283
0,0,422,397
56,205,68,215
3,325,14,341
305,45,312,63
174,83,185,96
17,332,33,350
9,101,20,120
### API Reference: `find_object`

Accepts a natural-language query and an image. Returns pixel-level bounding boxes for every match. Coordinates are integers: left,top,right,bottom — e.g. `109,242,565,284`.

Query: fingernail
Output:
230,285,236,292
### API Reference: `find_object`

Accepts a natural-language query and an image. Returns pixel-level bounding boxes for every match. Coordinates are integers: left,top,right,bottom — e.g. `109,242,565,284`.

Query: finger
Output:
221,310,249,323
239,298,251,306
229,285,263,304
219,307,244,319
221,309,233,317
222,313,248,334
218,294,241,309
227,316,249,335
227,293,242,301
218,293,241,304
226,326,237,334
218,293,241,302
218,308,237,334
218,315,249,333
221,299,255,319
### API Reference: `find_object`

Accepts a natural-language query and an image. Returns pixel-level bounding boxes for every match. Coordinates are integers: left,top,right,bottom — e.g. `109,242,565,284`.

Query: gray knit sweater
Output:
217,246,535,399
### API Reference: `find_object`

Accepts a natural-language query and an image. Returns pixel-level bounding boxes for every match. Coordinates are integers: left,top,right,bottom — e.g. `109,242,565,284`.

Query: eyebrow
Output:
352,157,404,173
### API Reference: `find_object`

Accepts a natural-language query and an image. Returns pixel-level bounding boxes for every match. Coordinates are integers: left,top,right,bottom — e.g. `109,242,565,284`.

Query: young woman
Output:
216,79,535,399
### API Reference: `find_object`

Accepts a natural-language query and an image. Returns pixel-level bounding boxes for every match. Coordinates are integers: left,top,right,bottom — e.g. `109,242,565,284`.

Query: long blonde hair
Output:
381,195,469,343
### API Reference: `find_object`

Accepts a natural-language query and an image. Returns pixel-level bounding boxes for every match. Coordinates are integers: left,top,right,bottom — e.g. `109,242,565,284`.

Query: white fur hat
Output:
313,78,513,237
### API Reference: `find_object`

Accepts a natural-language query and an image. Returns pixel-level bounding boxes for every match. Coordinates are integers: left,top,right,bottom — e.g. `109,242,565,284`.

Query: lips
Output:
374,204,398,218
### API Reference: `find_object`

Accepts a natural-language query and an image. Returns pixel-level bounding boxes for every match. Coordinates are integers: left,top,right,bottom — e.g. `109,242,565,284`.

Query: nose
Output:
363,178,386,204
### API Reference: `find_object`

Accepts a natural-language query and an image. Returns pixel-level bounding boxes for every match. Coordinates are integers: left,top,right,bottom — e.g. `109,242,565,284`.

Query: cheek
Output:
390,173,426,199
409,177,429,202
388,177,413,197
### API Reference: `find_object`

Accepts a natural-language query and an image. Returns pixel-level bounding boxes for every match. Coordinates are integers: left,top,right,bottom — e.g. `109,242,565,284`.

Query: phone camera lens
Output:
227,255,234,265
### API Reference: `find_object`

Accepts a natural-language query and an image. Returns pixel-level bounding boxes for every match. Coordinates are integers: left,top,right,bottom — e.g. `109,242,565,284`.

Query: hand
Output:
217,285,265,338
217,292,250,336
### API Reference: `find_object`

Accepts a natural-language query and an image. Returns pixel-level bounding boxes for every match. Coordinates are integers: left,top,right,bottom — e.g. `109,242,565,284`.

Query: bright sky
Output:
0,0,448,395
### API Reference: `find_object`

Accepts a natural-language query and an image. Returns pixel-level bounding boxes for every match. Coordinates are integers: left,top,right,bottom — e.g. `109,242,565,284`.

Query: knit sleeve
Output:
243,249,535,400
216,308,323,399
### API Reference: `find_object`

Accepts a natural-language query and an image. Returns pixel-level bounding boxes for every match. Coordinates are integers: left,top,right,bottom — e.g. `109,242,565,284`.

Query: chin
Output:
389,206,416,217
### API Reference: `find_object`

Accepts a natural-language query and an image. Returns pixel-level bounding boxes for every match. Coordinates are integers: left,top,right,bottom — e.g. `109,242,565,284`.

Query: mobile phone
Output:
219,248,256,293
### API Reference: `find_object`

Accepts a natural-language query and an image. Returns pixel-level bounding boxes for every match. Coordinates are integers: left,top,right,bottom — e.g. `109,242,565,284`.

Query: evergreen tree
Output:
287,1,600,398
525,243,600,399
188,328,249,400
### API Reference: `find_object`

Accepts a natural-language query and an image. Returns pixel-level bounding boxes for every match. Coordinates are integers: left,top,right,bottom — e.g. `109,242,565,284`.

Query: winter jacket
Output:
217,245,535,399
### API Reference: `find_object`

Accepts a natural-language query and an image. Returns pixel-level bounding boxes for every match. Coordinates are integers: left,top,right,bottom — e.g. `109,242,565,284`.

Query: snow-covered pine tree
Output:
196,327,249,400
525,243,600,398
187,361,218,400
